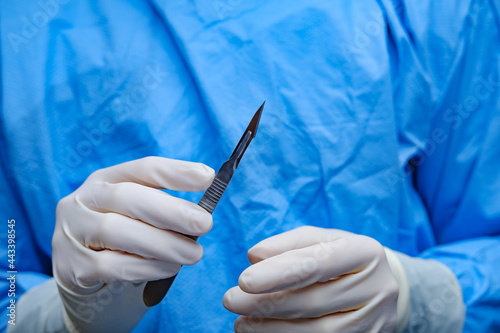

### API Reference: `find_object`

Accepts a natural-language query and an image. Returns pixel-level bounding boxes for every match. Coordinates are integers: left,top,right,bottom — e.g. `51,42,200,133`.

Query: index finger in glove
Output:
239,235,383,294
90,156,215,191
80,181,213,236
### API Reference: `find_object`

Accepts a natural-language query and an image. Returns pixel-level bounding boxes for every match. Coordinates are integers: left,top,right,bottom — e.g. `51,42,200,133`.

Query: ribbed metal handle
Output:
198,177,228,214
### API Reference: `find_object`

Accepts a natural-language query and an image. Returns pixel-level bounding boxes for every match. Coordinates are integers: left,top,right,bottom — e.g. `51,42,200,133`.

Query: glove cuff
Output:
384,247,411,333
390,250,466,333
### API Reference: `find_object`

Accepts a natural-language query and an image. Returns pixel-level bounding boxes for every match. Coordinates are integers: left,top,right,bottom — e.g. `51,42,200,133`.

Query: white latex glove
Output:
223,226,401,333
52,156,214,332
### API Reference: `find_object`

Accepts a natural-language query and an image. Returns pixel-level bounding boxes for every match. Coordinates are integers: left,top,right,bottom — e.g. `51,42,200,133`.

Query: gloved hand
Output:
223,226,404,333
52,157,215,333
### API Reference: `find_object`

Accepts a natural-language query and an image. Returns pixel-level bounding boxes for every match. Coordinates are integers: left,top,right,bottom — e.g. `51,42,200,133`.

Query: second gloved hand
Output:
223,226,403,333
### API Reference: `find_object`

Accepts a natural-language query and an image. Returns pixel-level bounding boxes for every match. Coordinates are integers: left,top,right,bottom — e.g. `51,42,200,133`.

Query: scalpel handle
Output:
198,177,229,214
142,177,229,307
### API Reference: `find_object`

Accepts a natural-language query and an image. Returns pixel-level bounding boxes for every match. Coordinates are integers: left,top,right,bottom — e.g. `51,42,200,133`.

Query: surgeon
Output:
1,0,499,332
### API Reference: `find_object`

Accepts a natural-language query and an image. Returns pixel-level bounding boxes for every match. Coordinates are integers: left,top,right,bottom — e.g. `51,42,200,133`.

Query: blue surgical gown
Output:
1,0,499,332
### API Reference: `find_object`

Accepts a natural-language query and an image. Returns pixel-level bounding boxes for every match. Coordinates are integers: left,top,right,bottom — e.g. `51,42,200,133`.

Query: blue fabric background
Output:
1,0,499,331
